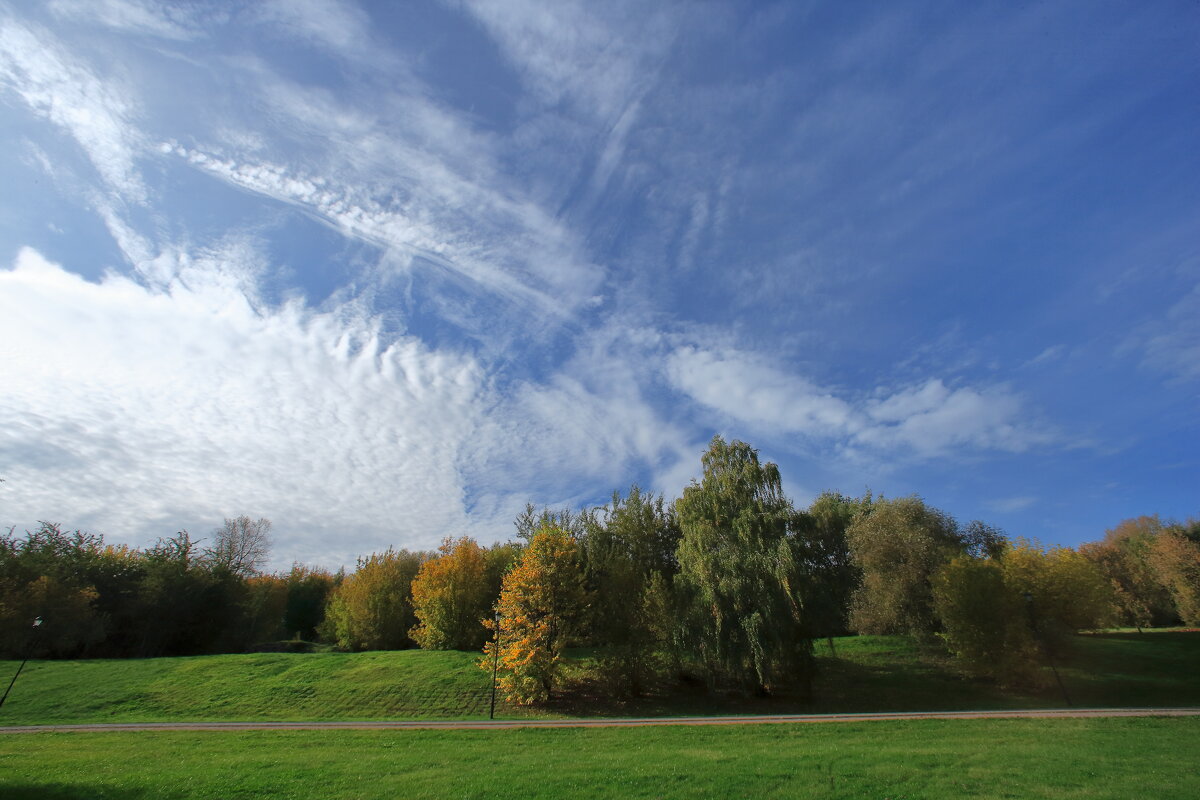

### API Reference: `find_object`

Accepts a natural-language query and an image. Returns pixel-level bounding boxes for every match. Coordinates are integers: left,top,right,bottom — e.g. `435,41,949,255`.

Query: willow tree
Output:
674,436,812,695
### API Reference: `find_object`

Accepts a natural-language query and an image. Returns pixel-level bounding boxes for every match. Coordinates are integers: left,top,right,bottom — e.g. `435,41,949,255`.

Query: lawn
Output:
0,630,1195,725
2,717,1198,798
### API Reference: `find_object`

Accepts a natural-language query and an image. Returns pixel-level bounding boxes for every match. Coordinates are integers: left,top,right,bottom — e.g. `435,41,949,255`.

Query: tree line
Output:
2,437,1197,704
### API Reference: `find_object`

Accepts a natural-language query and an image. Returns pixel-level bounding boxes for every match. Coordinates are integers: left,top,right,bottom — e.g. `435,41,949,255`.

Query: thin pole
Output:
1023,594,1071,707
489,611,501,720
0,617,42,711
1044,648,1072,707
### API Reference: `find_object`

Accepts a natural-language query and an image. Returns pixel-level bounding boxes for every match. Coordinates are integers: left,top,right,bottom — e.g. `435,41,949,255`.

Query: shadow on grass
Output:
1059,631,1200,707
546,642,1071,717
1,784,183,800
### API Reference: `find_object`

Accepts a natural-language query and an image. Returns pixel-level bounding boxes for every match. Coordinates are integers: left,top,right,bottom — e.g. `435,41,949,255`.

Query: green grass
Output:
0,649,499,724
1,630,1196,726
1,717,1198,798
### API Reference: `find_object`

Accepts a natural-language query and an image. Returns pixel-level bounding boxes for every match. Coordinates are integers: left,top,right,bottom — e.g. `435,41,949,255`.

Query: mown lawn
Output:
1,717,1197,799
0,630,1195,725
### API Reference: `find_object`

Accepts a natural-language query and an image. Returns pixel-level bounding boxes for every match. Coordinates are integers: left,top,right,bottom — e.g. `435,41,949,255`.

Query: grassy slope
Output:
2,718,1199,799
0,630,1196,725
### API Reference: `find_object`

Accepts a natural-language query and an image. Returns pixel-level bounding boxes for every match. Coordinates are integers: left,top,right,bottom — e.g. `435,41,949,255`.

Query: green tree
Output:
134,530,227,656
791,491,872,642
0,523,108,658
583,486,679,694
243,572,290,643
846,495,964,636
484,525,587,704
933,554,1037,684
514,504,591,541
484,541,523,599
674,436,812,695
410,537,493,650
283,565,338,641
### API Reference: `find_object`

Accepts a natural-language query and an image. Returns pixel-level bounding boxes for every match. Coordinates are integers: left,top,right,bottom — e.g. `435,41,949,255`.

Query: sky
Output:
1,0,1197,570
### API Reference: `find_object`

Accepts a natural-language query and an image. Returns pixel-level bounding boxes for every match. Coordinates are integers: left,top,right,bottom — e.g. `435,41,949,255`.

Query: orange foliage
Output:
481,526,586,704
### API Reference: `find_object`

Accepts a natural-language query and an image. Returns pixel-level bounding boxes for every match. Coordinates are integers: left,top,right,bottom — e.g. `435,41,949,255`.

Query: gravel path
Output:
2,707,1197,733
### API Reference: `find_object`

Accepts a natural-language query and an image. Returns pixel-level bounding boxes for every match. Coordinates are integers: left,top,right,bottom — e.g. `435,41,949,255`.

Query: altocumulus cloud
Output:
0,248,485,568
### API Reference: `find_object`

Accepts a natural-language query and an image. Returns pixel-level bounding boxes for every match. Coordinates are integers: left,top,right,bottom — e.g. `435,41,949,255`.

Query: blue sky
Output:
1,1,1197,569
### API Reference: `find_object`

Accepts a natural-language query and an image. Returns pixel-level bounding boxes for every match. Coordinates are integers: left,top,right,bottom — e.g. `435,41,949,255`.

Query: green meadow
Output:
0,630,1196,726
2,717,1198,799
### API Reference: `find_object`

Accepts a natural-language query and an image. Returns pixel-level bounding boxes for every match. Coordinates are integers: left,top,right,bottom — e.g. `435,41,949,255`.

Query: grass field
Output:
2,717,1198,798
0,630,1195,726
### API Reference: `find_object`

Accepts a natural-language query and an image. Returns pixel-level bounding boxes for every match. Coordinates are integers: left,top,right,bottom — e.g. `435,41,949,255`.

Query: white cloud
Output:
1027,344,1065,367
47,0,202,40
1138,282,1200,382
858,380,1051,457
469,322,698,512
666,346,859,437
0,248,484,567
156,51,604,318
987,496,1037,513
0,17,146,202
256,0,371,52
167,142,594,316
455,0,671,121
0,249,696,567
666,346,1053,460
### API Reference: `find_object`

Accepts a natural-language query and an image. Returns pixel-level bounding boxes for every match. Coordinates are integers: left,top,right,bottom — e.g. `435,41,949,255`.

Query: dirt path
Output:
2,707,1197,733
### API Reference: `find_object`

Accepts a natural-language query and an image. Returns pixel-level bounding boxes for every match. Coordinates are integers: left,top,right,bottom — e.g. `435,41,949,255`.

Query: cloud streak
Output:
0,16,146,202
666,346,1053,459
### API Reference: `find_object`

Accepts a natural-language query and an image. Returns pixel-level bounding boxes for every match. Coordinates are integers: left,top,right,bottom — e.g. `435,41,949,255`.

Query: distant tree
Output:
134,530,224,656
284,565,338,641
84,543,147,656
1080,516,1178,628
933,555,1036,684
847,495,964,636
583,486,679,694
0,523,107,658
674,437,813,695
1146,530,1200,626
514,504,592,542
962,520,1008,560
205,516,272,578
322,548,428,651
484,541,523,599
934,541,1113,685
485,525,587,704
244,573,290,643
410,537,492,650
791,491,873,642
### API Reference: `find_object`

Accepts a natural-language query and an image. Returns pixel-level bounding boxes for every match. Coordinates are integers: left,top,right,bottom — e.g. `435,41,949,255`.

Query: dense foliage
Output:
674,437,812,694
4,437,1197,703
484,525,587,704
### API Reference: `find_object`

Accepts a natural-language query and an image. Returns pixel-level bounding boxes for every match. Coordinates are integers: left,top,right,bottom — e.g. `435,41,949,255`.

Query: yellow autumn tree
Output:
410,537,492,650
1147,530,1200,625
322,548,428,651
934,540,1114,685
481,525,587,704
